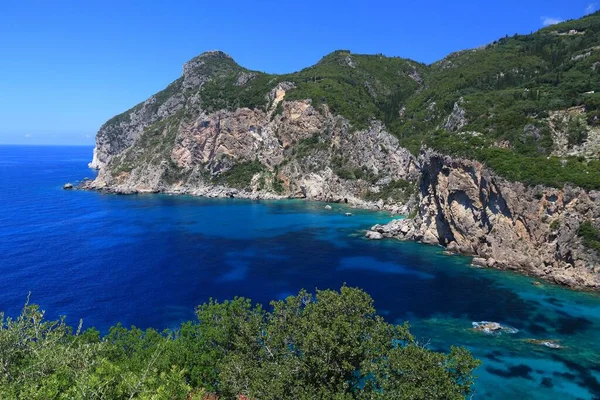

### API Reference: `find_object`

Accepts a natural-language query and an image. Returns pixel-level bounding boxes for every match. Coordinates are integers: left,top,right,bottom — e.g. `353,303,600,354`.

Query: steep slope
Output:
369,150,600,288
88,50,423,210
86,14,600,289
394,13,600,189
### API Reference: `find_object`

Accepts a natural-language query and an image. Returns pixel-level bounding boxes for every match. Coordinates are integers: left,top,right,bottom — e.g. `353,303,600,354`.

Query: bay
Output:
1,145,599,399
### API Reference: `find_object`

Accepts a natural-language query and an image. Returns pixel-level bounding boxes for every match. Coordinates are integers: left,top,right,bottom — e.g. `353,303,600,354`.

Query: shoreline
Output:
366,219,600,292
77,180,410,214
77,180,598,293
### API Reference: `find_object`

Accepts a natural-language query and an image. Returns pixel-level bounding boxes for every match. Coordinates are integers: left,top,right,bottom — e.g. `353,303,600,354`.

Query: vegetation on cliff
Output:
0,287,479,399
578,221,600,252
100,12,600,192
396,12,600,189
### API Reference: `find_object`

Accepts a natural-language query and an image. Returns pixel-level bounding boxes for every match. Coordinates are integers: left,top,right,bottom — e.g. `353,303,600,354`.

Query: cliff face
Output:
370,151,600,289
86,53,420,210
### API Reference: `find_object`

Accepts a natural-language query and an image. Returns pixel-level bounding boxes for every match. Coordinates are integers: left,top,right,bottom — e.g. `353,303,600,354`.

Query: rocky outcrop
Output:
368,150,600,289
442,98,467,132
87,98,418,209
89,51,246,172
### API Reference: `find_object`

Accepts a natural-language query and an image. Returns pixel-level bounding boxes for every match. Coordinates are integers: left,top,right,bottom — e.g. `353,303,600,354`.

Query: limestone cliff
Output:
86,51,420,211
370,150,600,289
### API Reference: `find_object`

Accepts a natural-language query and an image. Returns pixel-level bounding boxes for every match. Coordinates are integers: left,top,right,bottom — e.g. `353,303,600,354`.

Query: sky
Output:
0,0,596,145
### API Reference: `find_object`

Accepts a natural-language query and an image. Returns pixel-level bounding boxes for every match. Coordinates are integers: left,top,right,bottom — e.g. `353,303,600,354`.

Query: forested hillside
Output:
97,12,600,191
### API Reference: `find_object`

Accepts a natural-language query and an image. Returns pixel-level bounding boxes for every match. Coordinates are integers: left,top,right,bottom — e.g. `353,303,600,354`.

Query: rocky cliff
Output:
85,29,600,289
86,51,420,212
369,150,600,289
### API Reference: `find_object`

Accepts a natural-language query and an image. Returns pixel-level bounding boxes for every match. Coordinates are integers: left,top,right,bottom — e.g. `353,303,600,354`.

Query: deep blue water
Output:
1,145,600,399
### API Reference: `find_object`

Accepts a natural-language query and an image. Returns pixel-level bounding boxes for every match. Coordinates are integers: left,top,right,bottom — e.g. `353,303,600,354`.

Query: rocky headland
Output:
84,14,600,290
368,150,600,289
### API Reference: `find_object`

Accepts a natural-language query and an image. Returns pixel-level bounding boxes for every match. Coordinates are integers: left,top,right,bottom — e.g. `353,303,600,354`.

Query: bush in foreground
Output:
0,287,479,399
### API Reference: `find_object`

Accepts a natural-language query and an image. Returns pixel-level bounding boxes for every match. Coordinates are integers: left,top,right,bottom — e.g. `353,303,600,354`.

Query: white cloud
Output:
541,16,563,27
586,3,598,14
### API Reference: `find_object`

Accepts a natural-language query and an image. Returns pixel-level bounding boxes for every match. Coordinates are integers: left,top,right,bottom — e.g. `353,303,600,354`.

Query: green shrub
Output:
272,175,285,194
567,118,588,147
292,133,330,158
578,221,600,252
0,288,479,399
365,179,416,202
216,160,265,189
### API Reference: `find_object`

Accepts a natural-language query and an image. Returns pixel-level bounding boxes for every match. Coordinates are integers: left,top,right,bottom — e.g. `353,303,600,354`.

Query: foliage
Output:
388,12,600,188
331,156,379,183
292,133,331,158
0,288,479,399
425,131,600,190
364,179,416,202
566,117,588,146
284,51,426,130
114,111,183,176
199,73,277,112
271,175,285,194
578,221,600,252
106,13,600,192
215,160,265,189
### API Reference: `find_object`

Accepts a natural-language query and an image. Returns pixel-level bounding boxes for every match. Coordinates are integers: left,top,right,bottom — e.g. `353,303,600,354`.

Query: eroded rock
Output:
373,150,600,289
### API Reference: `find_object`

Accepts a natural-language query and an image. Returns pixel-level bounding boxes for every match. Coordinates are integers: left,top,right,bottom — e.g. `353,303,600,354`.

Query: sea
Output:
1,145,599,399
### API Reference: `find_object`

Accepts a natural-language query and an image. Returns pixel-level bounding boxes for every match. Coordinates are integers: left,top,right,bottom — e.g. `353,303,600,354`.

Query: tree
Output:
216,286,480,399
0,288,479,399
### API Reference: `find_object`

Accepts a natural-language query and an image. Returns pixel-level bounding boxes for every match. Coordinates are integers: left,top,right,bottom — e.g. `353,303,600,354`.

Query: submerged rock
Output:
472,321,519,334
324,205,332,210
525,339,563,349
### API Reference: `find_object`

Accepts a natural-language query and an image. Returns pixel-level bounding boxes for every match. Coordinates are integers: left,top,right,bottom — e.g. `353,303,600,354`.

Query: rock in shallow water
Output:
63,183,73,190
365,231,384,240
472,321,519,334
472,257,488,268
525,339,563,349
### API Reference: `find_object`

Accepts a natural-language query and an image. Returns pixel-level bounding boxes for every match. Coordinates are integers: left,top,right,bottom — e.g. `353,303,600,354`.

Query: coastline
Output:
77,179,410,214
77,179,599,292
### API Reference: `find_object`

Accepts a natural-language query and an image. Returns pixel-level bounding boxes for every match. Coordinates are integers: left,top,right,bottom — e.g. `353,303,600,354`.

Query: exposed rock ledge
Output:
80,179,410,214
368,150,600,290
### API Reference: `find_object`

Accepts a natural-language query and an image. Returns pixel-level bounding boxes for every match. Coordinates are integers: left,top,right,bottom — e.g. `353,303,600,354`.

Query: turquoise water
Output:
1,145,600,399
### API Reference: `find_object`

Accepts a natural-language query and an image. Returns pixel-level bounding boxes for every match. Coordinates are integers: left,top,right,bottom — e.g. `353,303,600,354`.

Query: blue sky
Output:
0,0,595,145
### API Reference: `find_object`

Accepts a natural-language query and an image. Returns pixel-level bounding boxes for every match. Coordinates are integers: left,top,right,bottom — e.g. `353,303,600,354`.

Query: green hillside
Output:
393,12,600,189
103,12,600,190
